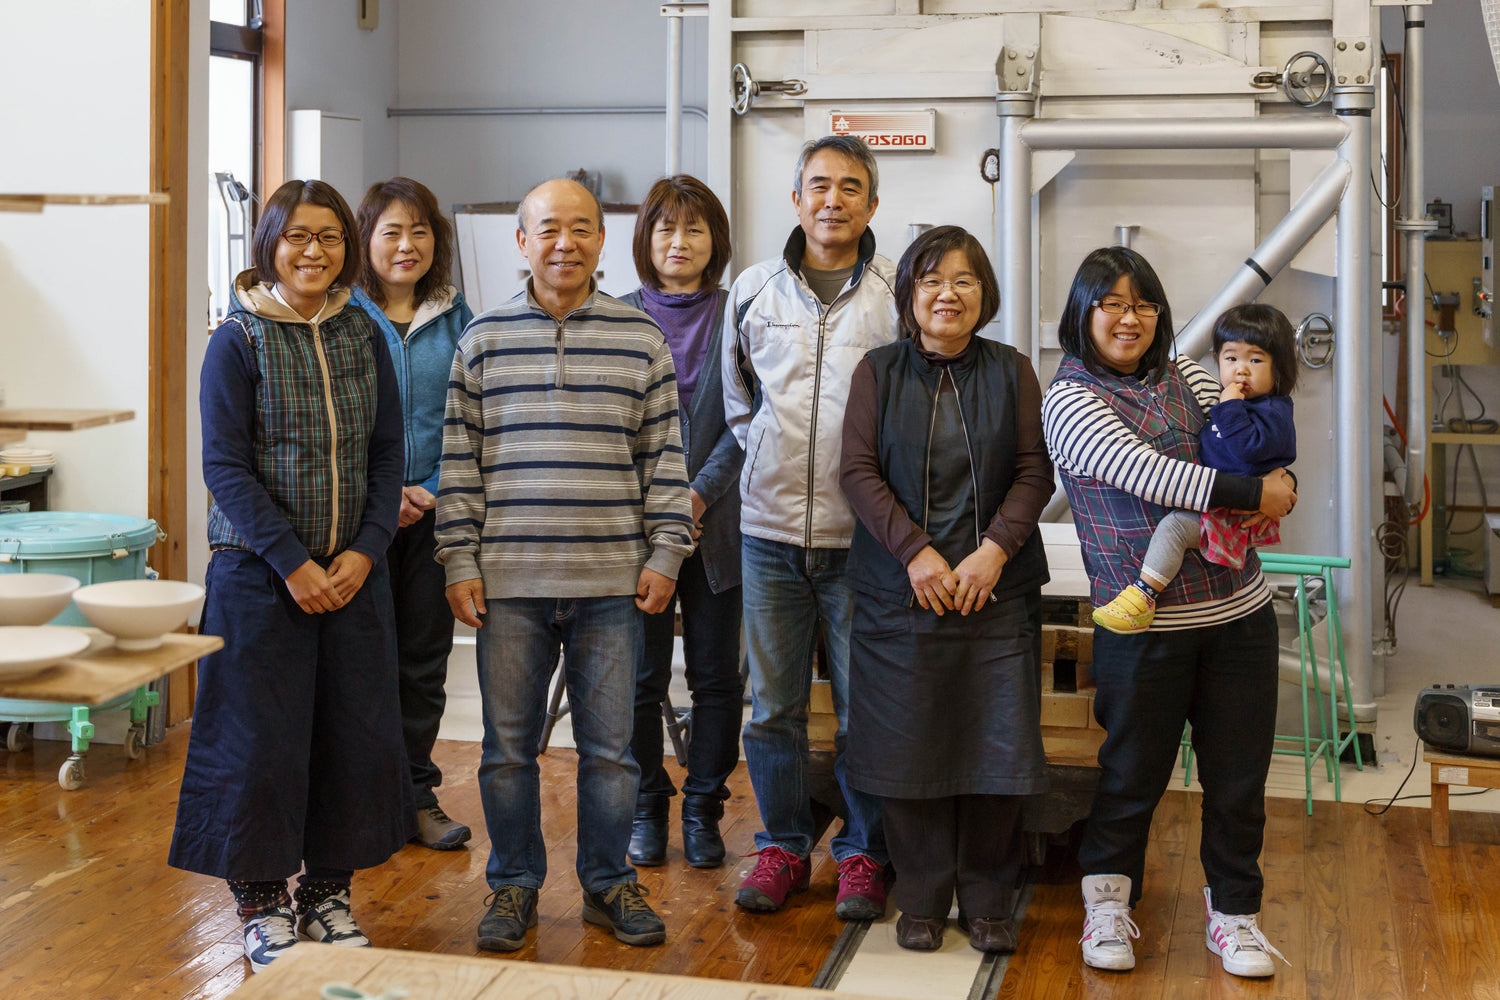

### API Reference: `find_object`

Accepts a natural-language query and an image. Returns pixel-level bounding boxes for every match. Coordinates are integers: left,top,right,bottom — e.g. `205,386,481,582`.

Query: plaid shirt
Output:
1043,356,1268,629
204,280,403,578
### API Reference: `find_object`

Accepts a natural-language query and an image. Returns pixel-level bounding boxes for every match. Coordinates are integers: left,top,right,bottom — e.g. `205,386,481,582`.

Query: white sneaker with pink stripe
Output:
1203,885,1287,977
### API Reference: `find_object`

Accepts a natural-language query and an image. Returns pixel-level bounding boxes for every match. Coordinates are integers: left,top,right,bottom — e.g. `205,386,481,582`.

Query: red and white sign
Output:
828,109,936,151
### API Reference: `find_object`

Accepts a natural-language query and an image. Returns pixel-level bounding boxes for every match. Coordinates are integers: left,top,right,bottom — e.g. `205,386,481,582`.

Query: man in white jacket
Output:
721,135,898,919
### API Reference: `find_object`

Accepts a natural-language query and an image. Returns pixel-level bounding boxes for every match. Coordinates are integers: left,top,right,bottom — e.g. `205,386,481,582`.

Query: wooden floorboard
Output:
2,724,1498,999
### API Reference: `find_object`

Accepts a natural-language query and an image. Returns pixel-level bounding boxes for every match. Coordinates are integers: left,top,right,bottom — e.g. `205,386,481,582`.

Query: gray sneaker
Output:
477,885,538,952
582,881,666,946
412,803,471,851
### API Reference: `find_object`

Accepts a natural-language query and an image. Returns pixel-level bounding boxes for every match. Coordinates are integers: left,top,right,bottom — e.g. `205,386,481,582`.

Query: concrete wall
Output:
284,0,401,204
394,0,709,218
0,1,153,519
1382,4,1500,236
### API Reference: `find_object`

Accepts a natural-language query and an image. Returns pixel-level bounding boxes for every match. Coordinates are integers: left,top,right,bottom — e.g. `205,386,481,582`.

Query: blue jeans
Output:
740,535,887,864
475,595,642,893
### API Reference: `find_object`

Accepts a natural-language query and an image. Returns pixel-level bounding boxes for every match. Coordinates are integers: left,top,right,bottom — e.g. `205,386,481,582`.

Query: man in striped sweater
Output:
435,179,695,953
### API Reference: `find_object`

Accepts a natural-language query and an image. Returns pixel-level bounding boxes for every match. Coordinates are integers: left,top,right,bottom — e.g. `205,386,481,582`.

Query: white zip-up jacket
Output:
722,227,898,548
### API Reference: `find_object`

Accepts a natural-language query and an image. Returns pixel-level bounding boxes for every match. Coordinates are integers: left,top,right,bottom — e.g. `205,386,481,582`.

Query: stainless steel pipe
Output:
1176,156,1352,359
1333,86,1378,712
1402,7,1433,511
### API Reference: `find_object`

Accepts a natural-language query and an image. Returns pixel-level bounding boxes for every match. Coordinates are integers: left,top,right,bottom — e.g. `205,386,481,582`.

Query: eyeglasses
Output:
281,228,346,248
1092,297,1161,318
916,276,980,294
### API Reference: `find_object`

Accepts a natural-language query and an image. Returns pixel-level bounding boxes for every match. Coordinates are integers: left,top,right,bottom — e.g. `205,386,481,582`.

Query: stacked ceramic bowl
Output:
0,574,88,680
0,445,56,473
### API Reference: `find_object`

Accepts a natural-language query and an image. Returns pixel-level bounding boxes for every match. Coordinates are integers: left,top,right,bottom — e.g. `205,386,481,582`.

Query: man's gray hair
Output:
792,135,879,204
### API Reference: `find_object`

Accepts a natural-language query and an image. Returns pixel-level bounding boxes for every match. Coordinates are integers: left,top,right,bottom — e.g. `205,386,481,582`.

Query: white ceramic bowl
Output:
71,579,206,651
0,625,91,679
0,574,81,626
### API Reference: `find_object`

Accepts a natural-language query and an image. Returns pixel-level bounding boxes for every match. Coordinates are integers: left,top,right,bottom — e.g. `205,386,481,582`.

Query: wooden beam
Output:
150,0,191,724
261,0,286,196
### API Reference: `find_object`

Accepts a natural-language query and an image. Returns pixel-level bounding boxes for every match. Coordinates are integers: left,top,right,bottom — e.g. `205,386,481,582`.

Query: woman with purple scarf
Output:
621,175,745,869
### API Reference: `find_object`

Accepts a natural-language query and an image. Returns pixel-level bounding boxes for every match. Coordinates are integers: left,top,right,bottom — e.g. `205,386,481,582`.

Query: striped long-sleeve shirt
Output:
434,287,695,599
1043,356,1268,629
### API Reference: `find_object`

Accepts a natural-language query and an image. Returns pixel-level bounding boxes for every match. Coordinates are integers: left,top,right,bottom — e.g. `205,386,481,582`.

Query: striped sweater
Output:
434,286,695,599
1042,356,1269,629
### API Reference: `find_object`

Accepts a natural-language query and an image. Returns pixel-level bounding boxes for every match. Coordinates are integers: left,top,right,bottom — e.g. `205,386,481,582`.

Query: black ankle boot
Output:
681,794,726,868
627,795,669,866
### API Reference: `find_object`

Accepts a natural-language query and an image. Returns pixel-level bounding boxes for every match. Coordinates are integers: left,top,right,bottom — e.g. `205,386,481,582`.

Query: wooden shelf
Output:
0,192,169,213
0,408,135,431
0,631,221,705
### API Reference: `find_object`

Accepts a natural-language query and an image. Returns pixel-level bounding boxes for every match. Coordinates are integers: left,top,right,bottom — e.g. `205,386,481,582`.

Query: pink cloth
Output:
1200,508,1279,570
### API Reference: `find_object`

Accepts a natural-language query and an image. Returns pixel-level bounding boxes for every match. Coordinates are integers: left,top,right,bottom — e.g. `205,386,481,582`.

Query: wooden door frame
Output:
149,0,191,722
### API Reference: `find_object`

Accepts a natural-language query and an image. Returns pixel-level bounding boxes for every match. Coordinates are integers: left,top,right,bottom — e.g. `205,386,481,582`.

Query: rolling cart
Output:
0,511,164,788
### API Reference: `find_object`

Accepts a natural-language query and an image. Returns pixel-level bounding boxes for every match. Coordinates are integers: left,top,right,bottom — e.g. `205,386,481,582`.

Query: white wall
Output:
1382,4,1500,235
285,0,401,205
394,0,708,219
0,1,153,519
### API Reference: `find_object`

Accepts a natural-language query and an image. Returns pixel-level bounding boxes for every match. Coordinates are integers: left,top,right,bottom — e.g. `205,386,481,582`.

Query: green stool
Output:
1182,553,1364,814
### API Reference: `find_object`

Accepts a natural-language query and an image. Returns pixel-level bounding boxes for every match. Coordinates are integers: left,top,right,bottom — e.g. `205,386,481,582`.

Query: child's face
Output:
274,204,346,313
1217,340,1275,398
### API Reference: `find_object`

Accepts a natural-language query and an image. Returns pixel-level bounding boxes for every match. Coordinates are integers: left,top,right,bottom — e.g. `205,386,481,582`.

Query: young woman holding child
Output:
1041,246,1298,979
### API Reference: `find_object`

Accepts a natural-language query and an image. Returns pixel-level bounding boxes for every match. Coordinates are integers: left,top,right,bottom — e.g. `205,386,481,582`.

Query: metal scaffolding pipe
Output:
1018,116,1348,152
387,105,709,120
1402,7,1434,510
1177,156,1352,358
997,94,1035,357
1333,86,1378,713
667,13,683,176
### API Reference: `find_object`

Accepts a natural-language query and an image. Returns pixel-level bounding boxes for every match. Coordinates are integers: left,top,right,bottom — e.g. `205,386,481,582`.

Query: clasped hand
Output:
285,551,372,615
907,540,1008,617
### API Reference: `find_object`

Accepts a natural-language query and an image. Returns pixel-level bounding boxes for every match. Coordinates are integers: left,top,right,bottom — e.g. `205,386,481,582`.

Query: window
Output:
208,2,263,323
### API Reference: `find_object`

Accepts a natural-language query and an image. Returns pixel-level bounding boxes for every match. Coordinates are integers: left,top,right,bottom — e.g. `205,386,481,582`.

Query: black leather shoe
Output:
958,913,1019,954
680,794,726,868
896,913,946,951
628,795,669,866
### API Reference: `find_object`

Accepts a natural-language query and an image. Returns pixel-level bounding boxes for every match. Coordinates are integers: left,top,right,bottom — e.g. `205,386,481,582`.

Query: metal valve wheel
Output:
1282,51,1332,107
1252,51,1332,108
731,62,807,116
1296,312,1335,369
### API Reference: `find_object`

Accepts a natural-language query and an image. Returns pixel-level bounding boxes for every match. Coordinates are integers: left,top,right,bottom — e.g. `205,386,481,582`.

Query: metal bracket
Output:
997,44,1037,93
1297,312,1336,369
731,63,806,116
659,2,708,15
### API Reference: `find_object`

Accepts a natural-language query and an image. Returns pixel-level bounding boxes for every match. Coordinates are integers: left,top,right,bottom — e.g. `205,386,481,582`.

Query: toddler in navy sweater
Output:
1094,303,1298,634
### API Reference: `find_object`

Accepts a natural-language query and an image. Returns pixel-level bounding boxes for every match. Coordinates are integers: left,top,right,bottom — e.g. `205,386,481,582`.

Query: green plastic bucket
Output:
0,512,163,626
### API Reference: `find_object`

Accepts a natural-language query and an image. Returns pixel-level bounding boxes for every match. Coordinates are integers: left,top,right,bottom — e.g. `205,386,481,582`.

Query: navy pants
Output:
882,794,1024,921
169,548,415,881
386,509,454,809
1078,602,1279,915
633,548,744,801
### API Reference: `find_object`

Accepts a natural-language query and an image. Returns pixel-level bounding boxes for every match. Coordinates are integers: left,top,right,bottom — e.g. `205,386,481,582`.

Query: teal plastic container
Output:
0,512,162,625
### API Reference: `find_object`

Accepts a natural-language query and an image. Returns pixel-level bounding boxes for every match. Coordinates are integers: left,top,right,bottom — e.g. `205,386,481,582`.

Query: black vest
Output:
848,338,1049,604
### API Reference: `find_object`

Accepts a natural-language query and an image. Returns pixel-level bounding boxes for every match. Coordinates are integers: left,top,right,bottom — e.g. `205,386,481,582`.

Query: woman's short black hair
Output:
894,225,1000,341
251,179,361,289
1212,302,1299,395
1057,246,1175,382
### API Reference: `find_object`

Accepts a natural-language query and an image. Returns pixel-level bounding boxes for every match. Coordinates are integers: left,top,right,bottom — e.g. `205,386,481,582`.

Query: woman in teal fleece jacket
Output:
352,177,475,852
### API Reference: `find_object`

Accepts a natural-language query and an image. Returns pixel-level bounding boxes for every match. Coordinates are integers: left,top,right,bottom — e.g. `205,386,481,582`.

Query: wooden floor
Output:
2,726,1498,1000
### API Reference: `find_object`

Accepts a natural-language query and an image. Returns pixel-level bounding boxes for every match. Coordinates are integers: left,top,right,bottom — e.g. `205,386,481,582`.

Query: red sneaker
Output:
835,854,890,921
734,846,811,912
